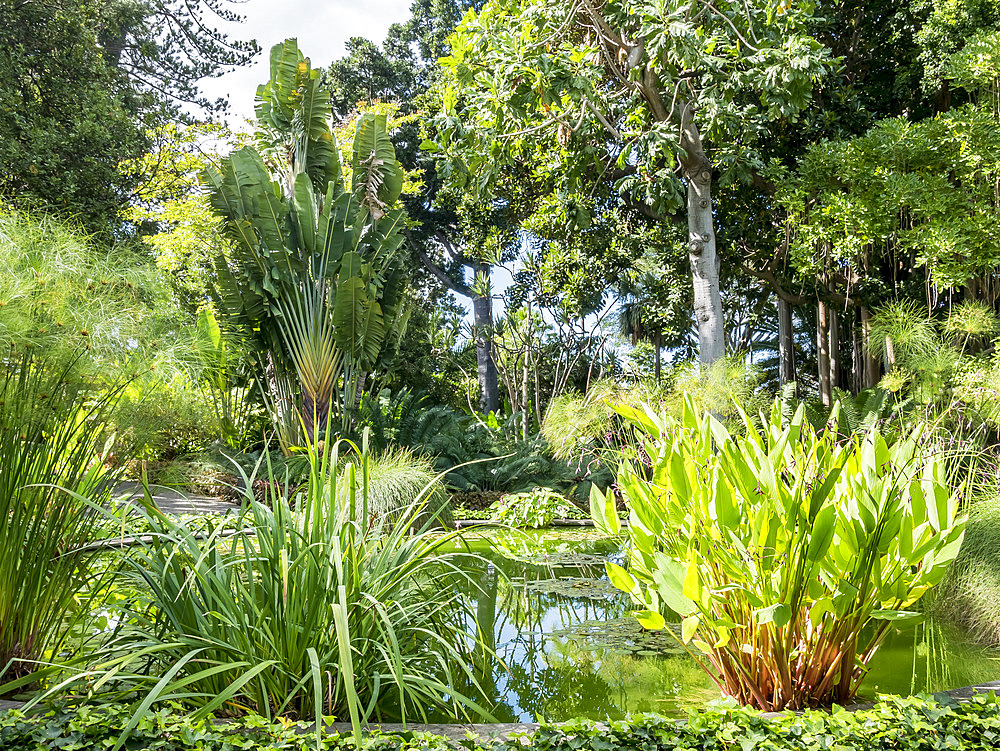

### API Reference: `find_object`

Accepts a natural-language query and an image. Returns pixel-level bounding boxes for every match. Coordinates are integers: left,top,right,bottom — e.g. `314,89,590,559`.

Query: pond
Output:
439,527,999,723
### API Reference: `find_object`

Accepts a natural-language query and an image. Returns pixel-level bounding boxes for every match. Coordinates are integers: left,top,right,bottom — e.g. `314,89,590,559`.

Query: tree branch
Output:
406,229,473,298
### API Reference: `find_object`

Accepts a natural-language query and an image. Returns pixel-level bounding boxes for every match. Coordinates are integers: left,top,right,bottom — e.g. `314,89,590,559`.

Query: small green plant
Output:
3,694,1000,751
490,487,582,528
591,396,966,711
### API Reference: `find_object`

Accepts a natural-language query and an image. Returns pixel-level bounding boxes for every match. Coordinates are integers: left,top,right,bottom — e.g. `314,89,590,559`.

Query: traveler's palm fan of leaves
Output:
204,39,407,445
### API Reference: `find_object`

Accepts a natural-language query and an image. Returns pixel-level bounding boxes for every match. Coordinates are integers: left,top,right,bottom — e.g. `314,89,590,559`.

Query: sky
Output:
198,0,414,127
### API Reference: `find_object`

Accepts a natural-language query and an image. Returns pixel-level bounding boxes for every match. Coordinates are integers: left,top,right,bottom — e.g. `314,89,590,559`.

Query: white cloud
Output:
198,0,414,127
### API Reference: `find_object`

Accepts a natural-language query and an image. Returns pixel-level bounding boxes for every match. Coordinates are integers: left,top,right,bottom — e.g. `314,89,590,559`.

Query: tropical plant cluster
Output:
4,0,1000,743
489,487,583,528
592,398,967,710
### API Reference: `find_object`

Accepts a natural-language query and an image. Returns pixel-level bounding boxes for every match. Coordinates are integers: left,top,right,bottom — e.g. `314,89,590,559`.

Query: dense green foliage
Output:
0,0,255,235
6,0,1000,740
206,40,408,445
0,357,123,682
16,440,490,741
4,695,1000,751
593,398,966,710
0,702,452,751
489,487,582,528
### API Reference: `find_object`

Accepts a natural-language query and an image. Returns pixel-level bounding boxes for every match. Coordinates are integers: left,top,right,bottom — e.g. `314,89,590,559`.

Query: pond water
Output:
439,527,999,723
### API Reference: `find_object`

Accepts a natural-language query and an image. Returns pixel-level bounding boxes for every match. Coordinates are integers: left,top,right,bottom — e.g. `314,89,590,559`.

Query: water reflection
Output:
440,528,997,723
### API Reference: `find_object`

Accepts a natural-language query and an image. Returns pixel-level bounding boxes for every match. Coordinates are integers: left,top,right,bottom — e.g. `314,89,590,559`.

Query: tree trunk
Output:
653,332,662,382
472,262,500,415
829,309,840,393
521,352,530,441
817,300,832,407
884,335,896,371
860,307,879,388
777,298,795,387
411,241,501,418
680,108,726,365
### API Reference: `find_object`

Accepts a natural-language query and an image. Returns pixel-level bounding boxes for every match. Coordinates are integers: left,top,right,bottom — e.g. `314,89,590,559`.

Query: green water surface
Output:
442,528,998,723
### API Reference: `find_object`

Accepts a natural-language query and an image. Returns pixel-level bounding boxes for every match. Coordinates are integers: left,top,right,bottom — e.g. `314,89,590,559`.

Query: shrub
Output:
512,695,1000,751
3,694,1000,751
0,702,453,750
489,488,583,528
591,397,966,711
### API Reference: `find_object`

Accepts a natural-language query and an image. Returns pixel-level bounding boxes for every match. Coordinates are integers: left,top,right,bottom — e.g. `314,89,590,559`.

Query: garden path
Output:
113,482,239,516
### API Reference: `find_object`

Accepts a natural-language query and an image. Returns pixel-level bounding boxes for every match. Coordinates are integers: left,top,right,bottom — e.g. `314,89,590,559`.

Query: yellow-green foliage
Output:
0,206,225,460
542,359,768,462
934,476,1000,646
0,207,181,369
593,397,966,711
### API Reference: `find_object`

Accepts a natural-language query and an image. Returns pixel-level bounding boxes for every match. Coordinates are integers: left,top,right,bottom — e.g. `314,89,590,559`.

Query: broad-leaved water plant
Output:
591,397,966,710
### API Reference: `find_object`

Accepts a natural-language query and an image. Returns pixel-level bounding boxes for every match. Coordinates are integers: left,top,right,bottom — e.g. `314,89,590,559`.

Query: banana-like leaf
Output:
352,114,403,227
332,275,369,362
292,172,318,256
256,39,342,194
204,40,409,438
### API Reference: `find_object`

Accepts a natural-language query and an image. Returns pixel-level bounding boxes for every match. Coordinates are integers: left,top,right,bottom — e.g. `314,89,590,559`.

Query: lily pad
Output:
550,616,687,656
523,576,623,601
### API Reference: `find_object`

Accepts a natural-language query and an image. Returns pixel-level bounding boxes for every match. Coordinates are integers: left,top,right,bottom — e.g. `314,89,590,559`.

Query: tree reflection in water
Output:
442,529,717,722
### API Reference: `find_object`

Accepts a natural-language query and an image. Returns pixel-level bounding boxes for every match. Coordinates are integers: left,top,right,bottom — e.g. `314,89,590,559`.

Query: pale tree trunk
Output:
412,240,501,417
884,336,897,370
829,309,840,393
817,300,832,407
472,262,500,415
521,352,530,441
653,332,662,382
680,107,725,365
860,307,880,388
777,298,795,387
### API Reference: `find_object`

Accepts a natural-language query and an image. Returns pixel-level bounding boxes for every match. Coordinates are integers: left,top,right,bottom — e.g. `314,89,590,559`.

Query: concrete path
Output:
113,482,239,517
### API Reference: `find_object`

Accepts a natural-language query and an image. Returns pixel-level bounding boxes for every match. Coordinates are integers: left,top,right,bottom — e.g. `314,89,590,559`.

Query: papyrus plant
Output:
592,397,966,710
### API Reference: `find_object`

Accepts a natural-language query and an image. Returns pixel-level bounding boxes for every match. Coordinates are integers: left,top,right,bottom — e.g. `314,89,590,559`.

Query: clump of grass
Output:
0,356,122,683
933,493,1000,645
347,446,451,525
15,438,490,749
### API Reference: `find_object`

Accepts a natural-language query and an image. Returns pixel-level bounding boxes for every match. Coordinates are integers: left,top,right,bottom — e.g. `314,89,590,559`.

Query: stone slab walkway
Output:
113,482,239,517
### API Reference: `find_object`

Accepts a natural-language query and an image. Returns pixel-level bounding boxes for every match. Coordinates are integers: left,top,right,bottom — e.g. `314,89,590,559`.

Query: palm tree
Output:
205,40,407,448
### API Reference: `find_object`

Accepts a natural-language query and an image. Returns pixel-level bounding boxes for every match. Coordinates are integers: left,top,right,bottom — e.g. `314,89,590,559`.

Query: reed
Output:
38,437,491,749
0,356,119,683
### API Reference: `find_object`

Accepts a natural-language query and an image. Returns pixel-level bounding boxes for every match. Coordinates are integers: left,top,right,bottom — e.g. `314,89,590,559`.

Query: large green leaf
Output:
351,113,403,226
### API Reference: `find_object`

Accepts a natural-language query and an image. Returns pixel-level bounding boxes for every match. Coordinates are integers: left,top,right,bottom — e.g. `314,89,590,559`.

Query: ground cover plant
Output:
592,397,967,711
3,694,1000,751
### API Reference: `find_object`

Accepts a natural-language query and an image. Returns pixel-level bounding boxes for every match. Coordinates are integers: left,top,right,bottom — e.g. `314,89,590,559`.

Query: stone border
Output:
451,518,595,529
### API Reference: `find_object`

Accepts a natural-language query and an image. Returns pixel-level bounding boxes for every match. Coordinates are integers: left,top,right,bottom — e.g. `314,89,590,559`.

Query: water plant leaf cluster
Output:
522,577,622,602
550,617,686,656
594,396,967,710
